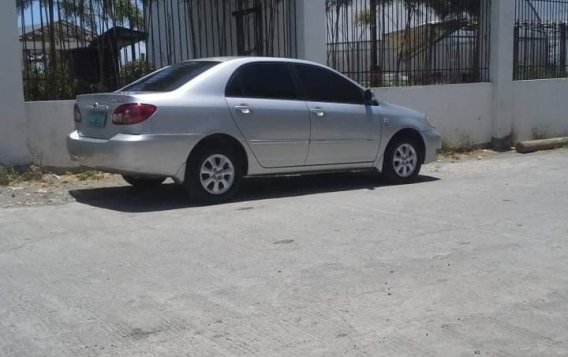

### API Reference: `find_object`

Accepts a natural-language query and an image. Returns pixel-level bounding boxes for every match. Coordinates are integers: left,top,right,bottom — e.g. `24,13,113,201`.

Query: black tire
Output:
122,175,166,189
382,136,423,184
184,147,242,204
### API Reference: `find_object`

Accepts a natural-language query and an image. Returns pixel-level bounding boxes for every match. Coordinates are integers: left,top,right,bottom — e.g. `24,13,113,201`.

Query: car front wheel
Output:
382,137,423,184
185,148,242,204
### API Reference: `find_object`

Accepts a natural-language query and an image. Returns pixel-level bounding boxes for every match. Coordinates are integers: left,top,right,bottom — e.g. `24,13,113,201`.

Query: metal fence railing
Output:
17,0,297,101
514,0,568,80
326,0,491,87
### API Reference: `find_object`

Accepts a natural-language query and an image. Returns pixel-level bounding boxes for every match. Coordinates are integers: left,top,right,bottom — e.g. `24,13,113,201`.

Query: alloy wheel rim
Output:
393,144,418,178
200,154,235,195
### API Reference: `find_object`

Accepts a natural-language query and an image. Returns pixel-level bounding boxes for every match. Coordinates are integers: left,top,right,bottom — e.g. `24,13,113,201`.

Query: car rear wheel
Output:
122,175,166,189
185,148,242,204
382,137,423,184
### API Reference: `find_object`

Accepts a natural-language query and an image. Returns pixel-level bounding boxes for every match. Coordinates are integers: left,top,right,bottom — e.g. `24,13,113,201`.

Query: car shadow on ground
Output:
69,172,440,213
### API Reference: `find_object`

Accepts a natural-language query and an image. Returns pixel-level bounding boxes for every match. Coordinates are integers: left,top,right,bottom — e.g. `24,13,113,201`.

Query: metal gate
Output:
17,0,298,101
514,0,568,80
325,0,491,87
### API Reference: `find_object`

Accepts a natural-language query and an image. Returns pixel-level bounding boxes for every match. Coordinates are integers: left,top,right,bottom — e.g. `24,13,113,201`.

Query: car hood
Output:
379,101,426,120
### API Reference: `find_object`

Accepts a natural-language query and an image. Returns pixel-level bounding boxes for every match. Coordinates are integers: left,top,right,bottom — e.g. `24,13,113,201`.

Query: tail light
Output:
112,103,157,125
73,103,82,123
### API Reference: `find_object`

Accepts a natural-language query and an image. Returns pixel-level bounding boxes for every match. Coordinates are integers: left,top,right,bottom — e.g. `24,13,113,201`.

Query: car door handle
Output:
235,105,252,114
310,108,326,117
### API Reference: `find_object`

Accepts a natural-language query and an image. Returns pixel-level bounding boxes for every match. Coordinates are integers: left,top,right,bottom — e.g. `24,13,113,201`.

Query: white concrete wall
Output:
511,79,568,141
374,83,493,147
489,0,515,147
20,79,567,171
2,0,568,170
0,0,29,166
25,101,77,169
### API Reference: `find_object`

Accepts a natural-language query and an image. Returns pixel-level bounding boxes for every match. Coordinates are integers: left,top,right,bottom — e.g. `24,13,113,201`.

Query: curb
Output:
516,137,568,154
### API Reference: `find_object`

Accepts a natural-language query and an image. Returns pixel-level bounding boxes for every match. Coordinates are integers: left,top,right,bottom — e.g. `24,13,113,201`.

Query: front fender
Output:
373,102,437,171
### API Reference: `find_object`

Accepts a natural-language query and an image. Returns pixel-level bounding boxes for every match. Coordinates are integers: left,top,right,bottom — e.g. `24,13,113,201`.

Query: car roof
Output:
182,56,366,90
184,56,322,66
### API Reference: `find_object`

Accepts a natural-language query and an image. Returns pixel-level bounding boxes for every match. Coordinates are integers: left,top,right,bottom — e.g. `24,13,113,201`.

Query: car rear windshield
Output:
120,61,220,92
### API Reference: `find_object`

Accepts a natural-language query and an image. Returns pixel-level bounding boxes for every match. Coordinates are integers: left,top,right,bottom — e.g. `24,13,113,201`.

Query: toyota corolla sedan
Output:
67,57,441,203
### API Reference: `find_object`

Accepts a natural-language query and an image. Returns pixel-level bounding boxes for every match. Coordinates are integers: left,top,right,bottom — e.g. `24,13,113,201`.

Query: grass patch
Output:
0,167,22,186
439,139,479,158
0,165,43,186
440,130,475,156
439,142,461,160
532,127,551,140
438,139,496,162
77,170,105,181
0,166,107,186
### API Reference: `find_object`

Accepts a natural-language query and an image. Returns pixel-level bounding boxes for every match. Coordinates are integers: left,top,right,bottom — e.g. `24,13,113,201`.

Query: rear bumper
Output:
66,131,200,180
422,128,442,164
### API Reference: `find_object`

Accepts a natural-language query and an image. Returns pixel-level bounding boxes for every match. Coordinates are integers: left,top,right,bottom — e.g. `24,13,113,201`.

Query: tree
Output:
395,1,425,82
17,0,145,96
17,0,60,95
326,0,353,67
428,0,479,20
428,0,483,82
354,0,484,85
266,0,284,56
352,0,427,83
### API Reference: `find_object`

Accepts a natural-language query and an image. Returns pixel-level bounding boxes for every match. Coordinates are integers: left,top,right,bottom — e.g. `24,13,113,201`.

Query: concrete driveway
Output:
1,150,567,356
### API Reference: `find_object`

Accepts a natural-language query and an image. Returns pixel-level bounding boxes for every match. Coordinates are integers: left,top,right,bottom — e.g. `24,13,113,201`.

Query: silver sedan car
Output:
67,57,441,203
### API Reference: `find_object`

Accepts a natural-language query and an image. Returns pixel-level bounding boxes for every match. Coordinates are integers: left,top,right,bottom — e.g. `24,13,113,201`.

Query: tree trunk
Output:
343,3,350,72
45,0,58,98
97,0,107,91
396,7,414,84
38,0,48,72
332,5,341,68
187,0,198,58
267,0,276,56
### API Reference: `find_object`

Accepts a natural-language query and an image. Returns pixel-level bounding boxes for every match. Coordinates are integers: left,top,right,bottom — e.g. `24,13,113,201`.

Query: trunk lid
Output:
75,93,145,139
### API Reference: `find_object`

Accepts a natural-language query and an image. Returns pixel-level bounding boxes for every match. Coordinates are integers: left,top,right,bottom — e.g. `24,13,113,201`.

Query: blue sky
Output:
17,1,144,35
17,2,45,28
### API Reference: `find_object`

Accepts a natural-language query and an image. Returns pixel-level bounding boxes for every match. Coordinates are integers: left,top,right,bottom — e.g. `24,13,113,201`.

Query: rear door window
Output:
294,64,364,104
226,62,298,100
121,61,220,92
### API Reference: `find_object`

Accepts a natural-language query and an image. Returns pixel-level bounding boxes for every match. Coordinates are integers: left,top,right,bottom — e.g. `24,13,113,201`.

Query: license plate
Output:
87,111,107,128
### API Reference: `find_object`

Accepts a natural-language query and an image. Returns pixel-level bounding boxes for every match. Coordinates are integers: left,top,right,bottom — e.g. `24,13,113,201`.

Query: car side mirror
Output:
364,89,379,106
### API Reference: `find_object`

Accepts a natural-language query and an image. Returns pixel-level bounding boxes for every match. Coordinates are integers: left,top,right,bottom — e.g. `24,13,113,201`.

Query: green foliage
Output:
352,0,480,27
17,0,144,31
439,141,461,159
120,60,155,86
440,130,475,153
77,170,105,181
23,59,156,101
0,165,43,186
0,166,21,186
532,127,551,141
428,0,480,20
325,0,353,12
18,0,145,100
23,70,99,101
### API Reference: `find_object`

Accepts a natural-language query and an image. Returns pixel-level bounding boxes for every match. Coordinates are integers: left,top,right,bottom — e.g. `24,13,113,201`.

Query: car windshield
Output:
120,61,221,92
